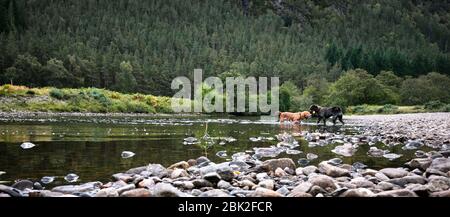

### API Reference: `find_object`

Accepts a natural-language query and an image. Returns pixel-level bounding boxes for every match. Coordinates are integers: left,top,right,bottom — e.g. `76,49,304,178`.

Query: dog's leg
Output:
323,118,327,126
316,117,322,125
338,115,344,125
332,116,338,125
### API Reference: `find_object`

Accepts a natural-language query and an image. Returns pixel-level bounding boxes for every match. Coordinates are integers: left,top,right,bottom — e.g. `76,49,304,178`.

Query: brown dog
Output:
279,111,312,123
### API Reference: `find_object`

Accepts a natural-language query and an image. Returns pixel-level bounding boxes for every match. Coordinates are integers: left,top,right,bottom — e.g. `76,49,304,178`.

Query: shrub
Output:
26,90,36,95
424,100,445,110
442,104,450,112
49,88,64,99
378,104,398,113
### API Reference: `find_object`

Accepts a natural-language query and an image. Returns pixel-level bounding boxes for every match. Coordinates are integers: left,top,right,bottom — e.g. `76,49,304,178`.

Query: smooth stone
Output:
152,183,189,197
190,189,202,196
196,156,210,165
40,176,55,185
52,182,101,194
217,180,232,189
328,158,343,166
289,182,312,195
276,186,290,196
0,184,23,197
11,180,34,191
203,172,221,184
199,189,231,197
340,188,375,197
379,168,409,178
256,173,269,182
306,153,318,160
120,188,151,197
274,167,287,177
121,151,135,158
146,164,168,178
302,166,318,176
192,179,214,188
20,142,36,149
361,169,378,176
295,168,304,176
297,158,310,167
375,189,418,197
405,158,432,170
318,161,350,177
430,189,450,197
240,180,256,188
33,182,43,190
425,168,448,177
126,166,147,175
116,184,135,195
251,187,282,197
350,177,375,188
258,179,275,190
309,185,328,196
95,188,119,197
187,159,197,166
428,157,450,173
168,161,190,170
387,175,427,187
375,172,390,181
64,173,79,183
112,173,134,182
261,158,296,172
308,175,337,191
171,169,189,179
427,176,450,192
405,184,430,197
217,167,234,182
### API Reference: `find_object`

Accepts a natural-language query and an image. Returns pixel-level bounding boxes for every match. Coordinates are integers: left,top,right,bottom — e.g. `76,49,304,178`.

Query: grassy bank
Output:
1,85,449,115
0,85,174,113
346,103,450,115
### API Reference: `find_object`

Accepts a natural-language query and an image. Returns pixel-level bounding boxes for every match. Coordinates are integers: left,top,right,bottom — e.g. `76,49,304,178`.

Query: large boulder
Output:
251,187,283,197
405,158,432,171
387,175,427,187
261,158,296,172
340,188,375,197
375,189,418,197
308,175,337,191
52,182,101,194
318,161,350,177
427,158,450,173
152,183,190,197
120,188,151,197
379,168,409,179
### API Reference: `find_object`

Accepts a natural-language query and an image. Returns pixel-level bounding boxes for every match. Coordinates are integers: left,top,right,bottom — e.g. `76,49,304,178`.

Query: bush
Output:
26,90,36,95
49,88,64,99
442,104,450,112
378,104,398,113
424,100,445,110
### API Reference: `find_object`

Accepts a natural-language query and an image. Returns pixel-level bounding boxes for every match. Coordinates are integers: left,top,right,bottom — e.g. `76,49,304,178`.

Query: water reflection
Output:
0,114,426,185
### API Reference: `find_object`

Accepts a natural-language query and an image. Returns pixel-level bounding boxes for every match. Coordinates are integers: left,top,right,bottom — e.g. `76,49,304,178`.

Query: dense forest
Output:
1,0,450,109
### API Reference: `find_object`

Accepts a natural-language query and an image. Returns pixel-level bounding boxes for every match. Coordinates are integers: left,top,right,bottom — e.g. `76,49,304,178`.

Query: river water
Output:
0,114,422,185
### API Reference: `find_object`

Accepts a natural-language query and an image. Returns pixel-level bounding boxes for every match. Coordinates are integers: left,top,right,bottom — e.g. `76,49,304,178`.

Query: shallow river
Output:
0,114,424,185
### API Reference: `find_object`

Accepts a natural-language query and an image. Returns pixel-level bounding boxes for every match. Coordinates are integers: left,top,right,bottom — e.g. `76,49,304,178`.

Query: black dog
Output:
309,105,344,126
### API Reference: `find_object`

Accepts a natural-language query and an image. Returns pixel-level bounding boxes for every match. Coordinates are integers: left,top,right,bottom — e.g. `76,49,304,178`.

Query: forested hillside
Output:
0,0,449,102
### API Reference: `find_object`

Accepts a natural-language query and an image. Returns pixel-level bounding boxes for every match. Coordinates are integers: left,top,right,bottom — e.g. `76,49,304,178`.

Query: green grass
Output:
346,104,428,115
0,85,175,113
1,85,448,114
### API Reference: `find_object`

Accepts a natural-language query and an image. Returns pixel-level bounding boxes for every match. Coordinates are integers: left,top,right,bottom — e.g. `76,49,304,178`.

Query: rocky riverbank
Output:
1,155,449,197
1,112,449,197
